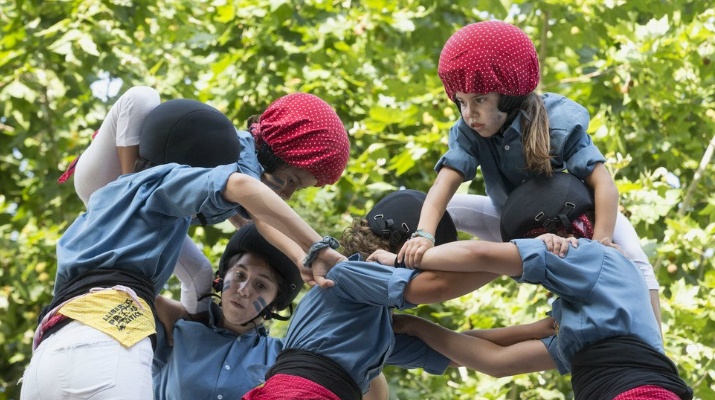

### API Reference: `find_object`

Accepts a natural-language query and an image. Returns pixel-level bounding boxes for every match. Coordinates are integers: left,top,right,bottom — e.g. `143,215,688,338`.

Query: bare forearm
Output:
419,167,463,233
254,220,306,266
403,317,554,377
419,241,524,276
461,318,555,347
586,164,618,241
223,173,321,250
404,270,499,304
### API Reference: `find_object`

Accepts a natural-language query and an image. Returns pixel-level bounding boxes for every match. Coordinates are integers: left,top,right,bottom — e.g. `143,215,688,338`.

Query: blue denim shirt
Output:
153,303,283,399
55,131,262,297
512,239,663,374
283,256,450,394
436,93,605,209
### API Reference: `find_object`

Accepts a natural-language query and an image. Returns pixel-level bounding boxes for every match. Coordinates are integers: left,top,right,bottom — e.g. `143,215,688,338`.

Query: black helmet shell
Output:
500,173,594,242
139,99,241,168
366,189,458,252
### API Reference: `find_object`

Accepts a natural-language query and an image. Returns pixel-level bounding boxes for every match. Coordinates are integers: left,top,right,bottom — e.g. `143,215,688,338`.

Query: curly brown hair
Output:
340,218,396,259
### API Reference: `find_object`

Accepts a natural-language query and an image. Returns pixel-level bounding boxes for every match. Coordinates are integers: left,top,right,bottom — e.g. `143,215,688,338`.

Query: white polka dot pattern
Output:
252,93,350,186
438,20,540,100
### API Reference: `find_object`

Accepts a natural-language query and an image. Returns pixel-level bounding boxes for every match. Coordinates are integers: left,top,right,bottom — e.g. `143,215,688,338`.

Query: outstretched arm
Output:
223,172,345,288
404,270,500,304
392,314,556,377
413,234,577,275
253,220,337,288
417,240,525,276
366,249,500,304
460,316,556,347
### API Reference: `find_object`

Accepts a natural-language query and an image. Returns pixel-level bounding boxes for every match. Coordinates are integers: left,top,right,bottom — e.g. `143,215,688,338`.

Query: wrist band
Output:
303,236,340,268
410,229,435,244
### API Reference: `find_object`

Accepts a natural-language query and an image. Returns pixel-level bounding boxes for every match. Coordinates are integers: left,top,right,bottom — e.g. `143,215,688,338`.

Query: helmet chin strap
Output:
238,318,268,348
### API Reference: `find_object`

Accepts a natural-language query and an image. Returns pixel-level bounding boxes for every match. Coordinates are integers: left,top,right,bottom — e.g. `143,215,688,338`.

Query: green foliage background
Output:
1,0,714,399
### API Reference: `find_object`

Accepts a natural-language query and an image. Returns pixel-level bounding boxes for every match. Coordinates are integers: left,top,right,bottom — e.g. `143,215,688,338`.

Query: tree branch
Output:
653,131,715,271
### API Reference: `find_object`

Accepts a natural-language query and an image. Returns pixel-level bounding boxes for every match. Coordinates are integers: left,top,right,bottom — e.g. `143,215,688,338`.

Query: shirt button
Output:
504,145,510,150
224,365,231,370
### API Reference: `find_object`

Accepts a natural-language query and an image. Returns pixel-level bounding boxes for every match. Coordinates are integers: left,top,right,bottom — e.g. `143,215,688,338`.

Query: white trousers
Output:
447,193,659,289
20,321,153,400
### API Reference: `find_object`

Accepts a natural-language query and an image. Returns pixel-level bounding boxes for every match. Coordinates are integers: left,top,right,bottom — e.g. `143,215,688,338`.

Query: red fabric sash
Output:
242,374,341,400
613,385,681,400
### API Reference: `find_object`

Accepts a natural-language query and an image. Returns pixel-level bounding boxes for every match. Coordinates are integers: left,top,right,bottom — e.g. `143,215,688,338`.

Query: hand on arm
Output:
366,249,397,266
224,173,342,288
309,247,346,288
254,221,342,288
536,233,579,258
224,173,322,249
398,167,463,268
584,163,619,243
392,314,555,377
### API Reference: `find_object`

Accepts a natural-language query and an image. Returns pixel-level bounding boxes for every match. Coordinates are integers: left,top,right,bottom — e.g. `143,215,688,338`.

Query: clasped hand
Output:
300,247,346,288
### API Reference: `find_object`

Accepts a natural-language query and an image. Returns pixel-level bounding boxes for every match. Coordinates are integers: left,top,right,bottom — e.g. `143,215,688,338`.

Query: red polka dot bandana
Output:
251,93,350,186
438,21,540,100
613,385,681,400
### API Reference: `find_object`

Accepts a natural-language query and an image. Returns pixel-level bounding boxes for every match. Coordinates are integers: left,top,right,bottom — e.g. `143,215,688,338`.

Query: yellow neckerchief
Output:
58,286,155,348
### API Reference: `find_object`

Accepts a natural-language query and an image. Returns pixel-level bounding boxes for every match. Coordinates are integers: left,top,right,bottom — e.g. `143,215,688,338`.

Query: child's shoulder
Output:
542,93,590,129
542,92,586,110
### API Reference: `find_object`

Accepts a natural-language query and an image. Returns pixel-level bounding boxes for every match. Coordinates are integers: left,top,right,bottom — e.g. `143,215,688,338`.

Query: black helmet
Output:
366,189,458,252
500,173,594,242
139,99,241,168
218,223,303,316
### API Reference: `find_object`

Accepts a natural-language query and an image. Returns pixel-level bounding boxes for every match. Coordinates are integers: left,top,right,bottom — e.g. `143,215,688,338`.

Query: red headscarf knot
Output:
251,93,350,186
438,21,540,101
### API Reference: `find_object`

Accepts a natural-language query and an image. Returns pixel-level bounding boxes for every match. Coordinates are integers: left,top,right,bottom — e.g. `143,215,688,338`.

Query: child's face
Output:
221,252,280,331
261,165,318,200
454,92,507,138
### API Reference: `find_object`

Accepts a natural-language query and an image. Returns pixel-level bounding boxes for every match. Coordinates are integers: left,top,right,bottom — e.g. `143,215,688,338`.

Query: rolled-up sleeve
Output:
143,163,240,220
387,333,451,374
327,260,420,310
541,335,569,375
512,239,603,303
